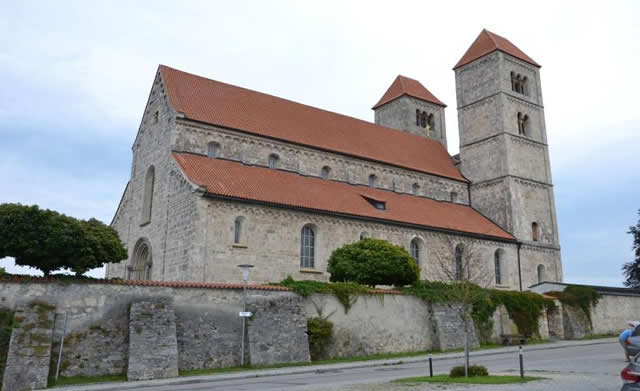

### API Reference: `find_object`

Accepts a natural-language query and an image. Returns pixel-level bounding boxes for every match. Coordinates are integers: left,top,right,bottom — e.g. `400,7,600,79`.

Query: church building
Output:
106,29,562,290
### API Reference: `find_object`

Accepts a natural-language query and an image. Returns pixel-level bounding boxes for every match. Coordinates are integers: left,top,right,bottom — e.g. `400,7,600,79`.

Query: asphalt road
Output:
109,341,624,391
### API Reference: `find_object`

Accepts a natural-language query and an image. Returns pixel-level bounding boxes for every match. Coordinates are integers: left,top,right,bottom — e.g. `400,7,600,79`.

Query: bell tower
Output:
372,75,448,147
455,29,562,288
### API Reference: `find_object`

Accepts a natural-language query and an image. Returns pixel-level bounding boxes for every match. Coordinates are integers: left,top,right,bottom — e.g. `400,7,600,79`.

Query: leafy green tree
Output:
0,203,126,276
623,209,640,288
327,238,419,287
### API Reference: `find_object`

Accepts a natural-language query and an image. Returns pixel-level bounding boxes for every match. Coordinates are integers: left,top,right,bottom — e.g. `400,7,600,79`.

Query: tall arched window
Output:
412,183,420,195
494,250,502,285
420,111,427,128
360,232,369,240
455,244,464,280
450,191,458,203
427,114,435,136
130,238,152,280
532,222,539,242
268,153,279,169
416,109,421,126
517,112,530,136
320,166,331,180
300,225,315,268
234,216,246,244
141,166,155,224
207,142,219,158
410,238,421,265
537,264,546,284
368,174,377,188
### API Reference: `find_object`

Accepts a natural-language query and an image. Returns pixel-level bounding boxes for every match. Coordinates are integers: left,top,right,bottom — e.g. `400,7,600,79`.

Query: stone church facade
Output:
106,30,562,290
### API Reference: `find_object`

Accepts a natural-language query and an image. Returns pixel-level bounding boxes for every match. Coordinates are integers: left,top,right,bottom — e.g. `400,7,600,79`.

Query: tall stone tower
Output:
373,75,448,147
455,29,562,288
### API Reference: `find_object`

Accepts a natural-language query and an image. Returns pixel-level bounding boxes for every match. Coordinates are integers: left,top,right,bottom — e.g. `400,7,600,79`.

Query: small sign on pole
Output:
239,311,252,317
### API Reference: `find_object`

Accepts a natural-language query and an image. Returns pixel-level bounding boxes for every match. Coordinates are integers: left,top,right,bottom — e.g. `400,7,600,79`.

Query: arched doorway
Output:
129,238,152,280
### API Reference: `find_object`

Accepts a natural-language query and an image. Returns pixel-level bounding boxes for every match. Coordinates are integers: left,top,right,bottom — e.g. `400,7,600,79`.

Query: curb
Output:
51,338,616,391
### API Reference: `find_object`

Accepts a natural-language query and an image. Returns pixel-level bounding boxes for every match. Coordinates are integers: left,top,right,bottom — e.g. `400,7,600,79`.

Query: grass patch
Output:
393,375,545,384
49,374,126,387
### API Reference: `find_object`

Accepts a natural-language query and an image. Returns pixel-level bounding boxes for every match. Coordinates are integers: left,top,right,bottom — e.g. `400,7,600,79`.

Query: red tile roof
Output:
372,75,446,109
173,153,515,241
160,66,465,182
454,29,540,69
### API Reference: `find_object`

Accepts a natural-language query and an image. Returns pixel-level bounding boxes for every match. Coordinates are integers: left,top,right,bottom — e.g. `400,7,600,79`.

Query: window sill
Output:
494,284,511,290
300,268,323,274
232,244,248,249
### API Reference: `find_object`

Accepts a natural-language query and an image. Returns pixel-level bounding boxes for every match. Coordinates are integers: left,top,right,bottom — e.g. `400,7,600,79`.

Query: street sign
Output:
239,311,252,317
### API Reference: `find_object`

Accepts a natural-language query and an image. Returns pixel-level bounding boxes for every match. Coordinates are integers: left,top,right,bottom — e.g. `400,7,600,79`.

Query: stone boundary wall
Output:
0,277,586,387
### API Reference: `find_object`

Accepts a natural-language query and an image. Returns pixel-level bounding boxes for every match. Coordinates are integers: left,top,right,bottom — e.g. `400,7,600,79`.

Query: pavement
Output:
52,337,622,391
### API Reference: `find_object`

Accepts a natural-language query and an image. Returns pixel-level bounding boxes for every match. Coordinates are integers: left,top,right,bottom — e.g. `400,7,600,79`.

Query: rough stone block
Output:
2,301,55,391
127,298,179,381
248,295,310,366
429,303,479,351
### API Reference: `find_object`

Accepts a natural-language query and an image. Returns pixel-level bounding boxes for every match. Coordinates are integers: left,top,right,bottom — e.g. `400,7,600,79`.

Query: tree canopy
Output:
327,238,419,287
623,209,640,288
0,203,127,276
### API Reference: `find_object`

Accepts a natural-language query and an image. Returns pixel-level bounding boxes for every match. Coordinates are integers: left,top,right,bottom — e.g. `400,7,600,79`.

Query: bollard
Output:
429,353,433,377
519,345,524,379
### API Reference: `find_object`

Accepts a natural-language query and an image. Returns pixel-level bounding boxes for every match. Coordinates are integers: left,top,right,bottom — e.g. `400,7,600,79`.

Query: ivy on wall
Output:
0,309,14,391
546,286,600,327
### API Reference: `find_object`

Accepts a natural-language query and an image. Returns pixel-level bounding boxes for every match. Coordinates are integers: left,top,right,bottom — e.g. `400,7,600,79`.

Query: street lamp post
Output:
238,264,254,367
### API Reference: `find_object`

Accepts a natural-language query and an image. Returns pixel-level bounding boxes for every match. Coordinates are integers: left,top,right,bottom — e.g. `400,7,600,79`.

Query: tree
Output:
432,237,491,377
0,203,127,276
327,238,419,287
623,209,640,288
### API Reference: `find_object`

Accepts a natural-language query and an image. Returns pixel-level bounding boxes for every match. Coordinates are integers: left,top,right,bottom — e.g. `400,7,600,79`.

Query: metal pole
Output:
241,282,247,366
55,312,68,381
429,353,433,377
519,345,524,379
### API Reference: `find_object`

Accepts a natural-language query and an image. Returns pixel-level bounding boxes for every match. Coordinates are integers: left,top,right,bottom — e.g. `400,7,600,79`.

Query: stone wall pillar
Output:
247,296,310,366
2,301,55,391
428,303,479,351
127,298,179,380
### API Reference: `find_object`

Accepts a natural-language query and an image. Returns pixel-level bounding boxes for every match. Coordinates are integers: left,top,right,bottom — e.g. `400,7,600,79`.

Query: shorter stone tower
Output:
372,75,447,147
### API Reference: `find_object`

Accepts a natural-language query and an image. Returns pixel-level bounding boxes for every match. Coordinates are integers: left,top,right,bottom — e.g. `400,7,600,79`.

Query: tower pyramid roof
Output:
454,29,540,69
372,75,446,109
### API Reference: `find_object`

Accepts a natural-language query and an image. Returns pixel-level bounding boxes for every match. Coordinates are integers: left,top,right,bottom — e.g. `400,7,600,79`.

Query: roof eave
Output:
453,49,541,70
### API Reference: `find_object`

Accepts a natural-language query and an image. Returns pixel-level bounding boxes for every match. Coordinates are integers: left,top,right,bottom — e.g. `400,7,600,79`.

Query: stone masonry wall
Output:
127,299,178,381
2,301,55,391
172,121,468,205
248,295,311,366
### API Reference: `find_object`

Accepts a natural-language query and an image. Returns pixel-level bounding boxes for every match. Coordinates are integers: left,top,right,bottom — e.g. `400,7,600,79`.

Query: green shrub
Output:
450,365,488,377
307,317,333,360
547,286,600,327
327,238,419,287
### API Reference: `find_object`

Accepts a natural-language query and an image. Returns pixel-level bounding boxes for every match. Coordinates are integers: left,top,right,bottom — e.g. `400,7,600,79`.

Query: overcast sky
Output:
1,1,638,286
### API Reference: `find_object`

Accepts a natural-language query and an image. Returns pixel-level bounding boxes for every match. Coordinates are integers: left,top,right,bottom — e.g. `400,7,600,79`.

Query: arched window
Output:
368,174,377,188
455,244,464,280
420,111,427,128
268,153,279,169
412,183,420,195
510,72,516,91
537,264,546,284
130,238,152,280
450,191,458,203
141,166,155,224
427,114,435,136
360,232,369,240
416,109,421,126
522,76,528,95
300,225,315,268
320,166,331,180
207,142,219,158
410,238,421,265
532,222,539,242
153,111,159,124
494,250,502,285
517,112,529,136
233,216,246,244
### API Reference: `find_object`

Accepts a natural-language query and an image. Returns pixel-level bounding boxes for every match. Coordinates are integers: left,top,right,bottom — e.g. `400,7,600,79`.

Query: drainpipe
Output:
517,242,523,291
